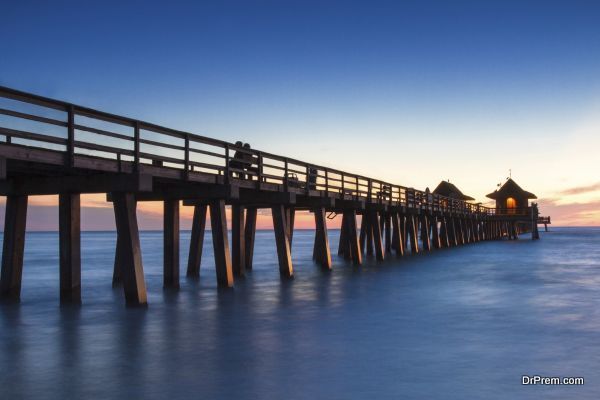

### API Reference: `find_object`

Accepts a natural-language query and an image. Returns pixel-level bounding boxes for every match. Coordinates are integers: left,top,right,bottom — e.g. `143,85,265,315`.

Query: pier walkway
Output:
0,86,543,305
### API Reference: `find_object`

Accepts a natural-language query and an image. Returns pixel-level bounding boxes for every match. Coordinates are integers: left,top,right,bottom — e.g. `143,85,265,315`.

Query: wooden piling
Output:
345,210,362,265
399,213,408,251
365,213,374,256
232,205,246,276
391,212,404,256
340,212,351,260
59,193,81,303
244,207,258,269
313,207,332,269
272,205,294,278
420,214,431,251
186,204,207,277
384,213,392,254
0,195,28,301
163,199,180,289
113,234,123,287
209,199,234,287
338,212,349,256
431,216,441,249
286,207,295,246
407,215,419,254
370,211,385,261
112,193,147,306
359,214,367,254
448,217,457,246
439,217,447,247
457,218,465,245
113,200,137,287
465,219,472,243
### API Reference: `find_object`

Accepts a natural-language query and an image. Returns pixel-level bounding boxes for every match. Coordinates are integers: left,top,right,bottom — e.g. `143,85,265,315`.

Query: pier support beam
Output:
338,212,349,256
384,213,392,254
272,205,294,278
286,207,295,246
0,195,28,301
407,215,419,254
59,193,81,303
359,214,367,254
391,212,404,257
112,193,147,306
113,201,138,287
113,236,123,287
313,207,332,269
209,200,234,287
186,204,207,277
365,213,374,256
344,210,362,265
245,207,257,270
431,216,441,249
420,214,431,251
449,217,458,246
370,211,384,261
163,199,180,289
457,218,465,245
440,217,450,247
232,205,246,276
399,213,408,251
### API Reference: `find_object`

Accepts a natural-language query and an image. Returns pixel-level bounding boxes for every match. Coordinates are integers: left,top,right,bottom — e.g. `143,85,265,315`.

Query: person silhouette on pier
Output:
230,141,246,179
242,143,257,180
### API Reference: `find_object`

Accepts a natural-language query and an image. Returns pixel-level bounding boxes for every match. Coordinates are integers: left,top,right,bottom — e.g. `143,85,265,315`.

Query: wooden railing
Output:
538,216,551,224
0,85,501,215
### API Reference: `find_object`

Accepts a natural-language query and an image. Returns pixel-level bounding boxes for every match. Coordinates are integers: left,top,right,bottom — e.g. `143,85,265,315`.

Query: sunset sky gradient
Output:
1,0,600,229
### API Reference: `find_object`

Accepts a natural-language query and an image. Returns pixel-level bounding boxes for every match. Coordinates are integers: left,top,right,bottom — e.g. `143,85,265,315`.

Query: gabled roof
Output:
433,181,475,201
486,178,537,200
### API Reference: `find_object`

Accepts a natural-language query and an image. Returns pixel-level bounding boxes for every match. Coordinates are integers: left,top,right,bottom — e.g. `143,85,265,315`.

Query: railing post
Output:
225,144,230,184
184,134,190,180
367,179,372,202
355,176,359,200
325,170,329,194
133,121,140,172
257,153,263,184
284,158,289,191
305,165,311,195
67,105,75,167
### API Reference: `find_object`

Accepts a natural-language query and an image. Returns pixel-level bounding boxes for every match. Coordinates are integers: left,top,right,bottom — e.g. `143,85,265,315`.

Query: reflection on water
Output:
1,228,599,399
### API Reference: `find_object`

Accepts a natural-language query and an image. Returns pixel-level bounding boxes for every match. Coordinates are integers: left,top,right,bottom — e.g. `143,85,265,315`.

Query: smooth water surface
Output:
1,228,599,399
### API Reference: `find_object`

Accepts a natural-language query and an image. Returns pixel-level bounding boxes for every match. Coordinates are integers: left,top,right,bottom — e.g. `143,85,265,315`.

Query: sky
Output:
1,0,600,229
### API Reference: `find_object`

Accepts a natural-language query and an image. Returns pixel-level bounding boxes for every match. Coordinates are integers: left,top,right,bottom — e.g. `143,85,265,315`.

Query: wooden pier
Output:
0,86,546,306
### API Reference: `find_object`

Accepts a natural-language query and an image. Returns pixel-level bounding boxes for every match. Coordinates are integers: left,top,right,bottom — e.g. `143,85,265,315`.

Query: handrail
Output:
0,85,503,215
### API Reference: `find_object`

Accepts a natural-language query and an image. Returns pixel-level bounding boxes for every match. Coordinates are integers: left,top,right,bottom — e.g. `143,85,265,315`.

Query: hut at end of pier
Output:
486,178,537,214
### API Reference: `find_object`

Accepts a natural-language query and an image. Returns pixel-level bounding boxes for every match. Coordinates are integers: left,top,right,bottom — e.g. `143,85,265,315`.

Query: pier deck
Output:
0,86,545,305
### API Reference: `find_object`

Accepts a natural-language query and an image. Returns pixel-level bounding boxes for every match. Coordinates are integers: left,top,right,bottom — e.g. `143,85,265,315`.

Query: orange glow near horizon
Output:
0,192,597,231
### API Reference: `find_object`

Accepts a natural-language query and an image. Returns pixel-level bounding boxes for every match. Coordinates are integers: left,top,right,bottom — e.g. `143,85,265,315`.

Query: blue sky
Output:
2,0,600,227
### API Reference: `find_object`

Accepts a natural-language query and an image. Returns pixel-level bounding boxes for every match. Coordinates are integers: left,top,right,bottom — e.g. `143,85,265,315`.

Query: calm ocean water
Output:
0,227,599,399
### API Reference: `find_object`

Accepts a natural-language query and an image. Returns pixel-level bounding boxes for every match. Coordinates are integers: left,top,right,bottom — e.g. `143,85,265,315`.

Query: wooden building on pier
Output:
486,178,537,214
433,181,474,201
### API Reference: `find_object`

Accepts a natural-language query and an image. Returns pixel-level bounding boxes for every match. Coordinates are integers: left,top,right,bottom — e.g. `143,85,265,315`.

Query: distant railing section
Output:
0,86,510,216
537,216,551,224
491,208,533,216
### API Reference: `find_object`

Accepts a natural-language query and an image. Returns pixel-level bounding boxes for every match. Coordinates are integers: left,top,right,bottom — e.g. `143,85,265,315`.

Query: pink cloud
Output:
559,182,600,196
537,199,600,226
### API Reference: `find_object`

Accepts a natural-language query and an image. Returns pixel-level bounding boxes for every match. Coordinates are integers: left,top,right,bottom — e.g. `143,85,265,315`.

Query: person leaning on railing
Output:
242,143,258,180
307,167,317,190
229,141,246,179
